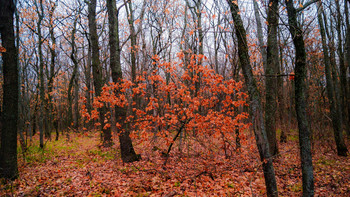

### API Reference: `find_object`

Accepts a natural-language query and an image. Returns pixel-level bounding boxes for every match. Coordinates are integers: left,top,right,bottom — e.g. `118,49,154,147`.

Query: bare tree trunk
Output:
346,0,350,136
335,0,350,136
286,1,314,195
252,0,267,71
74,70,79,130
68,18,78,131
84,34,92,129
35,0,45,148
317,2,348,156
107,0,140,162
326,8,344,143
88,0,112,146
48,0,57,140
196,0,203,96
0,0,19,179
125,0,137,83
227,1,278,196
278,30,287,143
265,0,279,156
17,5,27,152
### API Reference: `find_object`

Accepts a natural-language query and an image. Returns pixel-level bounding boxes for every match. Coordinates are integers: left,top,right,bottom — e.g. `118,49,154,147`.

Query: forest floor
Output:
1,130,349,196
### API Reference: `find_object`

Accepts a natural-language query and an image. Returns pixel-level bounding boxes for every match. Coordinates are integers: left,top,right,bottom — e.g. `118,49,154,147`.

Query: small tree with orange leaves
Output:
83,53,250,164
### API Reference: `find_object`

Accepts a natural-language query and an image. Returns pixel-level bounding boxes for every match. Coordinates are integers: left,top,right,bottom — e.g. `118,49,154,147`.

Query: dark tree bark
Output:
83,31,92,129
68,18,78,131
317,1,348,157
107,0,140,162
196,0,203,96
252,0,267,70
124,0,142,122
34,0,45,148
346,1,350,136
325,6,345,150
74,70,79,129
48,0,57,140
125,0,137,84
286,0,314,196
335,0,350,136
226,1,278,196
278,30,287,143
0,0,19,180
265,0,279,157
88,0,112,146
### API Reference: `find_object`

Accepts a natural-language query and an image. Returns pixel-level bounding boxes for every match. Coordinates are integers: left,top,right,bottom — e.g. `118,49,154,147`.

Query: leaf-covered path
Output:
1,132,349,196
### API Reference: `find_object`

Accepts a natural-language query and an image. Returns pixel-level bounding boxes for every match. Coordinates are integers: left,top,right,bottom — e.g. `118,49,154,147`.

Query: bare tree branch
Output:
296,0,320,12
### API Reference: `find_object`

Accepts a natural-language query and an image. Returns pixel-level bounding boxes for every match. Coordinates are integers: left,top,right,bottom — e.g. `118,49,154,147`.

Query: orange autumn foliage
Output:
83,54,250,157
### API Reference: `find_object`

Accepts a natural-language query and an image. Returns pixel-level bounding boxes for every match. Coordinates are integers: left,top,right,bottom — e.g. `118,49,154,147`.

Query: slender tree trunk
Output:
344,0,350,136
317,2,348,156
227,1,278,196
125,1,137,84
88,0,112,146
107,0,139,162
31,100,38,137
213,12,221,74
124,0,140,135
84,37,92,129
48,1,57,140
265,0,279,156
324,4,345,142
346,1,350,136
196,0,203,96
74,70,79,129
286,1,314,196
0,0,19,179
278,30,287,143
36,0,45,148
68,18,78,131
252,0,267,71
17,5,27,152
335,0,350,136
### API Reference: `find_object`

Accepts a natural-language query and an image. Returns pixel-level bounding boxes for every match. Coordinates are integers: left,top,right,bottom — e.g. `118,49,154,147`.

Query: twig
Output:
163,119,191,166
296,0,320,12
322,112,332,122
